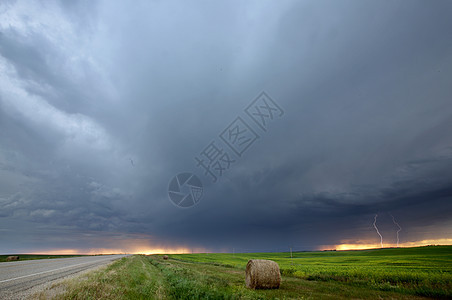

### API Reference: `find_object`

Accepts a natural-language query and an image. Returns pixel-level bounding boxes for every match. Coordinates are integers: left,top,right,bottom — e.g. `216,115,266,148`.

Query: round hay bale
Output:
245,259,281,289
6,256,19,261
162,255,169,260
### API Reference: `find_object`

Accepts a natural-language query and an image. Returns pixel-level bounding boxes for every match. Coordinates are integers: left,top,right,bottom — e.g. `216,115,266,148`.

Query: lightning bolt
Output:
390,214,402,248
373,214,383,248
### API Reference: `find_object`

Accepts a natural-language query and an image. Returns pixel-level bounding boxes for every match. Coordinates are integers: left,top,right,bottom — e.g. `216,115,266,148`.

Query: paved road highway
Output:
0,255,127,299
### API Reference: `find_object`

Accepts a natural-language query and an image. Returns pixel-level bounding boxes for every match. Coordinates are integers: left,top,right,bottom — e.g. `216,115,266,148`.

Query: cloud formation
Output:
1,0,451,253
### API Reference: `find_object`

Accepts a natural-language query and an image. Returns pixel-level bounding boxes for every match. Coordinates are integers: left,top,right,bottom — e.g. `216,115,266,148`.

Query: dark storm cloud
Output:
0,0,451,253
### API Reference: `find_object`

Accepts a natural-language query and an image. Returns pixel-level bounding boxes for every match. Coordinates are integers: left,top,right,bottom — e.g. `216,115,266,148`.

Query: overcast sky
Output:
1,0,451,254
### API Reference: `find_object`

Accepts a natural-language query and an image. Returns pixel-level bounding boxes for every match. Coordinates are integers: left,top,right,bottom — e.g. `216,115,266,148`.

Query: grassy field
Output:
171,245,452,298
0,254,85,262
37,245,451,299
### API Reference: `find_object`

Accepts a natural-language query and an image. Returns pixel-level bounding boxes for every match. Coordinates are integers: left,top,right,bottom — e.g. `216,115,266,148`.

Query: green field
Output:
0,254,85,262
40,245,451,299
170,245,452,298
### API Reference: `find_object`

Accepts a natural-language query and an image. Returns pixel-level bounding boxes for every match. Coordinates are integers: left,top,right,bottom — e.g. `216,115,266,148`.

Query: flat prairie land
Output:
0,254,86,262
36,246,451,299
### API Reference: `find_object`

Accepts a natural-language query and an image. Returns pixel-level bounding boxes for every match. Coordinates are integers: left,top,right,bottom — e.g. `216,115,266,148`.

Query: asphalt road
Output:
0,255,127,298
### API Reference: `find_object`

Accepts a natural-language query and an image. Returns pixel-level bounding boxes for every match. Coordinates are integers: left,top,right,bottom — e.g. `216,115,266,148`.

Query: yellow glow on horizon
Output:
26,247,205,255
132,248,195,255
334,243,383,251
22,239,452,255
22,232,209,255
321,238,452,251
397,238,452,247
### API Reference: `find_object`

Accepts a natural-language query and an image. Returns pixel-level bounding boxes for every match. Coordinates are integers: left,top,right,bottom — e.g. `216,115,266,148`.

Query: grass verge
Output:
36,255,167,300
